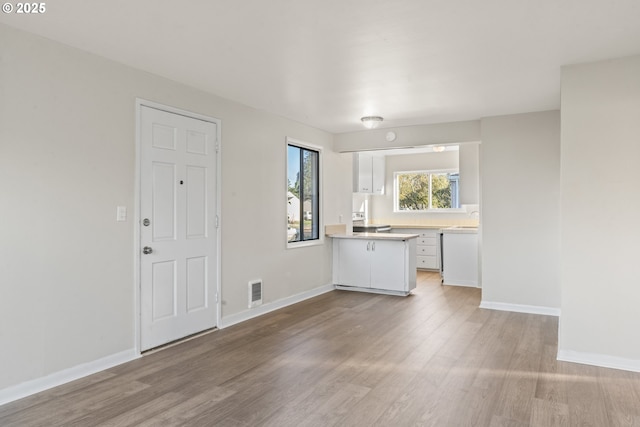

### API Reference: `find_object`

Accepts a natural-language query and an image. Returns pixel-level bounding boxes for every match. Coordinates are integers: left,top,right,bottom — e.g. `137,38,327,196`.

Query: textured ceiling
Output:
2,0,640,133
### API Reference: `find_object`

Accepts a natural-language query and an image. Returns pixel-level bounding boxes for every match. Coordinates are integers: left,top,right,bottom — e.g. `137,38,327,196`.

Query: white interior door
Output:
140,105,218,351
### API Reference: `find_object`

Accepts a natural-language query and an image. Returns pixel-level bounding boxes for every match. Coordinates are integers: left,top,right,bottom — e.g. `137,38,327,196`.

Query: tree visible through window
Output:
287,140,320,243
396,171,459,210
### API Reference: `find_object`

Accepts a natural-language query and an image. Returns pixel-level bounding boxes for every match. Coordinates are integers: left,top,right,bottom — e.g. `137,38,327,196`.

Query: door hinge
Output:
215,140,220,153
215,215,219,228
215,292,219,303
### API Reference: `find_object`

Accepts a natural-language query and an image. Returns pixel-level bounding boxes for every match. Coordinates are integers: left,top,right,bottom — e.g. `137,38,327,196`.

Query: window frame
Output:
393,169,464,213
286,137,324,249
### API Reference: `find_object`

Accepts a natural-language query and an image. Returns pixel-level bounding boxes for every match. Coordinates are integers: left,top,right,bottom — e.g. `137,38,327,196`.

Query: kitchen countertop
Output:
385,224,479,230
440,226,478,234
330,232,419,241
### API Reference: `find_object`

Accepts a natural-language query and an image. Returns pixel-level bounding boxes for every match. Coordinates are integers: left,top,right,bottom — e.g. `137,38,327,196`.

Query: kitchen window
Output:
287,138,321,247
394,170,460,211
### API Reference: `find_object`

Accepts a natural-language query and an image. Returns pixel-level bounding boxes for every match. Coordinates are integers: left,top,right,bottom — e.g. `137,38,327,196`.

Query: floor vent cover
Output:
248,280,263,308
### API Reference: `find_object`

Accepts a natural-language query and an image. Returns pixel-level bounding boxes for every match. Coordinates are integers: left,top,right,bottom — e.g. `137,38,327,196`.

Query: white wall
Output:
333,120,480,152
459,143,480,205
0,23,352,392
480,111,561,311
559,55,640,367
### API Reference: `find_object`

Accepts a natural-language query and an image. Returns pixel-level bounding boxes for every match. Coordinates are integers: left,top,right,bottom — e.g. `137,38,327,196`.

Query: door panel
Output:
151,123,177,150
140,105,218,351
152,260,177,320
152,162,177,241
186,256,207,312
186,130,208,154
186,166,207,239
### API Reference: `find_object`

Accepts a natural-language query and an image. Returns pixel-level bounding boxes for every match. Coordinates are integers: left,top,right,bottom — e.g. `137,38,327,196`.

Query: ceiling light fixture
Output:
361,116,383,129
432,146,446,152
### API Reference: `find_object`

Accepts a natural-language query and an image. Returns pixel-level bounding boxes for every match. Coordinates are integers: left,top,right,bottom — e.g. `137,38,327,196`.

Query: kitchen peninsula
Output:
331,232,418,296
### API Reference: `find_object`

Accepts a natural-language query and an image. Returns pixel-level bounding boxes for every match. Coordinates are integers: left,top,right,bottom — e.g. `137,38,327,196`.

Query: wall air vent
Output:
248,280,263,308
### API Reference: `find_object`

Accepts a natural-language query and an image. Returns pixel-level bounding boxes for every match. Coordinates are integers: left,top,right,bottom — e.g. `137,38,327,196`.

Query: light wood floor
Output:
2,271,640,426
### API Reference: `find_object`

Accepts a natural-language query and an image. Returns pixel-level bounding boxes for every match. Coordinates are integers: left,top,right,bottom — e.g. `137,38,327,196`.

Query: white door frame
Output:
134,98,222,354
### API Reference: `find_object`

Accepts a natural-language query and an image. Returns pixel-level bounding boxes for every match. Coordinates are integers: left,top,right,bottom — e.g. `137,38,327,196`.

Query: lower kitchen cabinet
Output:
332,236,417,296
441,230,479,287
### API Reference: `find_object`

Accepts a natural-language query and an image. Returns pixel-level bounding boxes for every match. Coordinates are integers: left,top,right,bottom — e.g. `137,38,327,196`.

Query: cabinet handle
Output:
367,242,370,251
372,242,376,251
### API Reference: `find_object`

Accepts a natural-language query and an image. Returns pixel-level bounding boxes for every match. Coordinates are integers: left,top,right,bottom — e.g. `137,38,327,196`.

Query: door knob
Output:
143,246,153,254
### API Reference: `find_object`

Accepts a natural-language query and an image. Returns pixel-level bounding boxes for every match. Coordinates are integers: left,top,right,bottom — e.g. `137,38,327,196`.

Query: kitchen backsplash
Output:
369,217,480,227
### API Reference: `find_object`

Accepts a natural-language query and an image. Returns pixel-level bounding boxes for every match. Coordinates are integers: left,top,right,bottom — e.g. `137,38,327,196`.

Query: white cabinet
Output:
333,237,417,295
442,231,478,287
353,153,385,194
370,240,407,292
392,228,440,270
371,155,385,194
335,239,372,289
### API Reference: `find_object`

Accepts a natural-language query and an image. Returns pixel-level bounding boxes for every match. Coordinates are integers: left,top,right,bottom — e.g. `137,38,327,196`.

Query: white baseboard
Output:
479,300,560,317
0,349,139,406
334,285,411,297
557,349,640,373
220,283,334,329
443,280,478,288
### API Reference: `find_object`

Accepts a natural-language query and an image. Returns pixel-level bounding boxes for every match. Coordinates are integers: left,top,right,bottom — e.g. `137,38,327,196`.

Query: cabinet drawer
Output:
417,245,436,256
417,255,438,269
418,237,437,246
419,231,438,238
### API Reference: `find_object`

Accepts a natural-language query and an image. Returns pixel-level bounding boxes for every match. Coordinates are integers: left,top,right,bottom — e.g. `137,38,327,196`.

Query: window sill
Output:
392,208,467,214
287,238,325,249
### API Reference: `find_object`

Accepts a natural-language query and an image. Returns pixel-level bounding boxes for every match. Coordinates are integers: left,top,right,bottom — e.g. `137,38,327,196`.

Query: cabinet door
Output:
371,155,385,194
442,233,478,286
354,153,373,193
370,240,406,292
337,239,371,288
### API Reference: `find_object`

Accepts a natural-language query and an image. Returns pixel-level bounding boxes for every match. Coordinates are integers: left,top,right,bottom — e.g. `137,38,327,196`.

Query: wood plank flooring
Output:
2,271,640,426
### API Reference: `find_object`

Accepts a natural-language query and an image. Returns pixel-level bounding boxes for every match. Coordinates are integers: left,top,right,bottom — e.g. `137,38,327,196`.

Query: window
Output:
395,170,460,211
287,138,321,245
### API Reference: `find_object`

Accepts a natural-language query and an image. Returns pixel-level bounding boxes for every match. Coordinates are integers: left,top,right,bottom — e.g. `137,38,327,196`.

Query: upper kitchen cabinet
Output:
353,152,385,194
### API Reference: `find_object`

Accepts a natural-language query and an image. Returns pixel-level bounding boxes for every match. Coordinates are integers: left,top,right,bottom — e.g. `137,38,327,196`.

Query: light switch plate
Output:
116,206,127,222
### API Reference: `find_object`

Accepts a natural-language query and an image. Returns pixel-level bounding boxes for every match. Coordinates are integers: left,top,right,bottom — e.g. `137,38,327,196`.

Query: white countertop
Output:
440,226,478,234
387,224,454,230
379,224,480,231
330,232,419,241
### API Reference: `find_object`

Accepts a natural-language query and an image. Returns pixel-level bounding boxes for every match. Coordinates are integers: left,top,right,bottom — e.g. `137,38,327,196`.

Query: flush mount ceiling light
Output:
432,146,446,152
361,116,383,129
